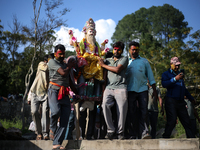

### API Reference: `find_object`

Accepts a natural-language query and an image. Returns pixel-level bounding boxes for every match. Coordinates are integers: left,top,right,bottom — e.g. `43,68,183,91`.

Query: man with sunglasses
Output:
98,41,128,140
161,57,195,138
126,41,157,139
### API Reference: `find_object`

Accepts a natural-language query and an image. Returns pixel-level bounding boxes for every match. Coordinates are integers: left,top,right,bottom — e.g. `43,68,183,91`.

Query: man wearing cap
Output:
125,41,157,139
161,56,195,138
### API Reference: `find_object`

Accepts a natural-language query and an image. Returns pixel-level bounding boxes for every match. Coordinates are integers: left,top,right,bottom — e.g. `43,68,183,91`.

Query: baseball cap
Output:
170,57,181,65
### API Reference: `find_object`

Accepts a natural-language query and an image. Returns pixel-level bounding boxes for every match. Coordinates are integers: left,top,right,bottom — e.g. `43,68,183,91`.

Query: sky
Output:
0,0,200,51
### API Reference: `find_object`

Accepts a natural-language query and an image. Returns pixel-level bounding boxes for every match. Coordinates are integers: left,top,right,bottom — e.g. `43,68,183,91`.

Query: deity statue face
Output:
86,28,96,46
87,29,96,36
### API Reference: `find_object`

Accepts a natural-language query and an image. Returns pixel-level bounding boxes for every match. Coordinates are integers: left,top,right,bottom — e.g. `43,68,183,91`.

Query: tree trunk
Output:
21,59,35,129
21,0,42,130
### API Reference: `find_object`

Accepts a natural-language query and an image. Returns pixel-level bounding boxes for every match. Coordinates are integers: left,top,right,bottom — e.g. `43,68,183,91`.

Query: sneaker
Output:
106,132,114,140
142,133,151,139
118,133,124,140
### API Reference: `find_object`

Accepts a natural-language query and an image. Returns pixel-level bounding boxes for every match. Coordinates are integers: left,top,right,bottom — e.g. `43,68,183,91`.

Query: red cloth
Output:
50,81,69,100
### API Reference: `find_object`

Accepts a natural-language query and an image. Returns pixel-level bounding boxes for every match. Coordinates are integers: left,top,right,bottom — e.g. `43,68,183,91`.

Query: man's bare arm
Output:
98,58,124,73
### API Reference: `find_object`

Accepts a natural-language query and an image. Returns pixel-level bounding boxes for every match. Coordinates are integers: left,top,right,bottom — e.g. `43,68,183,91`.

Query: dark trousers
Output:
146,111,158,139
98,102,117,139
79,102,97,139
190,119,197,137
127,91,148,138
99,106,107,139
163,97,195,138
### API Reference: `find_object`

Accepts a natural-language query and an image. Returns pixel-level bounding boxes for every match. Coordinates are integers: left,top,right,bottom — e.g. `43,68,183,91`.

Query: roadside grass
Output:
0,118,30,134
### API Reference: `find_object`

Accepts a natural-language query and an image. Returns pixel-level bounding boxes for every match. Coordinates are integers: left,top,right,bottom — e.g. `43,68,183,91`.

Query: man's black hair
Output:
44,55,48,62
105,51,113,58
48,53,54,59
113,41,125,51
55,44,65,52
128,41,140,48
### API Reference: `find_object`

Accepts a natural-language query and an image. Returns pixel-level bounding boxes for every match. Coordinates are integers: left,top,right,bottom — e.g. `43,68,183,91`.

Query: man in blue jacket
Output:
161,57,195,138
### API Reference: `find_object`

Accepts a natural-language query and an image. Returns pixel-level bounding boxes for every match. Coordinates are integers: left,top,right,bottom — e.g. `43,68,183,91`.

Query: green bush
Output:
0,118,22,129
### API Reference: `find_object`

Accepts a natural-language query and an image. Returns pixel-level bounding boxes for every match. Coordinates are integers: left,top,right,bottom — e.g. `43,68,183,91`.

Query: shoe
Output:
129,136,136,139
43,133,49,140
52,145,66,150
118,133,124,140
142,133,151,139
106,132,114,140
43,135,49,140
36,134,43,140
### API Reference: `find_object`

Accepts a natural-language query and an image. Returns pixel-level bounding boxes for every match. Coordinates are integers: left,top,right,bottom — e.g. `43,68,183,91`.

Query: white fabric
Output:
29,61,48,97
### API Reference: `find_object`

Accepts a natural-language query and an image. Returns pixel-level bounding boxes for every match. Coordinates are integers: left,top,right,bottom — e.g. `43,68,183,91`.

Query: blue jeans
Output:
64,110,75,140
48,88,71,145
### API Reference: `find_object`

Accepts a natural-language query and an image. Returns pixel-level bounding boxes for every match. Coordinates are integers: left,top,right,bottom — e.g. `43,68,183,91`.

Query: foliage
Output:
65,50,76,58
173,119,186,138
0,118,22,130
0,118,30,134
157,107,166,132
112,4,191,54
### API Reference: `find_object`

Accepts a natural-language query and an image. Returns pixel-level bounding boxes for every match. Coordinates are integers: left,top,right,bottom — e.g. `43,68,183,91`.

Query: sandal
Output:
36,134,43,140
49,130,54,141
43,135,49,140
52,145,66,150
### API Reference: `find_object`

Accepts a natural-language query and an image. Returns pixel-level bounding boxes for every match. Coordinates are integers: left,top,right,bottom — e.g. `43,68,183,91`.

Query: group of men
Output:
28,18,197,150
100,41,196,140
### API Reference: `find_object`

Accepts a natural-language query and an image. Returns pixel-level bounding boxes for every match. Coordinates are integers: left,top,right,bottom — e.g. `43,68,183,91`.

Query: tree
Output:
1,15,27,95
21,0,70,129
182,30,200,102
3,15,26,68
0,20,10,95
187,30,200,52
139,33,164,82
0,20,8,68
111,13,142,54
65,50,76,58
111,4,191,55
153,4,191,46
